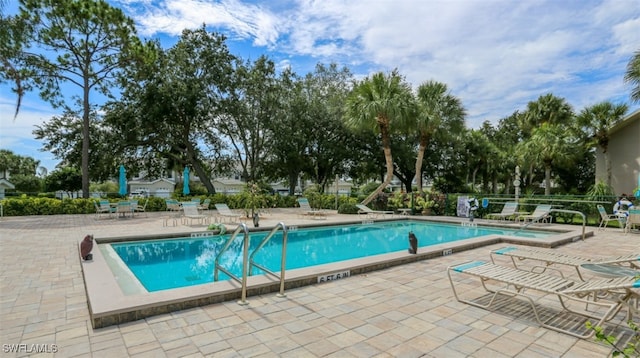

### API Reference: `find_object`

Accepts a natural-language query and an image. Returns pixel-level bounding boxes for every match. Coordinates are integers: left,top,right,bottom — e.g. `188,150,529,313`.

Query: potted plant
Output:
415,196,435,215
240,182,266,224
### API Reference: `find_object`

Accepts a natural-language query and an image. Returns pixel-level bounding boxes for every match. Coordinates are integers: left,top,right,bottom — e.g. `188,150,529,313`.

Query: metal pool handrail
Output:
516,209,586,241
249,222,288,298
213,223,251,305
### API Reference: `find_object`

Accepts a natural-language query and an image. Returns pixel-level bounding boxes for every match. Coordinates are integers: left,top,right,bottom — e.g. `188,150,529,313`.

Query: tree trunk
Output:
288,172,297,195
81,84,90,198
414,134,428,192
191,160,216,194
362,121,393,206
471,167,478,190
604,146,611,188
402,177,413,193
545,164,551,196
184,141,216,194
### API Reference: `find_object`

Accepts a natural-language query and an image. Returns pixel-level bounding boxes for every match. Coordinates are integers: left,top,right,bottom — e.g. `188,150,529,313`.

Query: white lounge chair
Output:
135,198,148,217
198,198,211,211
214,203,244,223
181,202,209,226
516,204,552,223
490,246,640,281
355,204,394,219
297,198,327,220
448,260,640,339
485,202,518,221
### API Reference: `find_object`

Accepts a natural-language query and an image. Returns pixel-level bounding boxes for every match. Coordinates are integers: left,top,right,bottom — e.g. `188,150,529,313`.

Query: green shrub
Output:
338,202,359,214
0,197,96,216
277,195,298,208
359,182,380,197
144,197,166,212
586,180,615,202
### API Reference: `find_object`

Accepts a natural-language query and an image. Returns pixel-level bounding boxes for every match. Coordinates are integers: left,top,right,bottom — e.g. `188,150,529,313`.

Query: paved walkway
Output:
1,210,638,357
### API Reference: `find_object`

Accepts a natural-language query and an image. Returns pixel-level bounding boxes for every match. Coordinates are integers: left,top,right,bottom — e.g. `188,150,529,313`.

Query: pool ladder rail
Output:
515,208,586,241
213,222,289,305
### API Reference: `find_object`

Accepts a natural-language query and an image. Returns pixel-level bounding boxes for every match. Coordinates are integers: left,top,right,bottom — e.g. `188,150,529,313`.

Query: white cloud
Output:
611,17,640,54
3,0,639,165
103,0,640,130
0,95,61,171
122,0,281,46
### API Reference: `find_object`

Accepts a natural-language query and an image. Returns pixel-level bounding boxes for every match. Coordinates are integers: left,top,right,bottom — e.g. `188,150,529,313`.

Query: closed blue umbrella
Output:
118,165,127,196
183,167,190,195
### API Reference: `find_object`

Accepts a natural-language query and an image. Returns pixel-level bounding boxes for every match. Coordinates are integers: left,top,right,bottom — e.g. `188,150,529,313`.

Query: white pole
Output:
335,174,339,210
514,166,521,202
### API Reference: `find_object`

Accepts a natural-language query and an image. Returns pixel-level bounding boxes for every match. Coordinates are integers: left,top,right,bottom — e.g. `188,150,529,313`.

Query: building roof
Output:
609,108,640,135
128,178,176,185
0,179,15,189
213,178,246,186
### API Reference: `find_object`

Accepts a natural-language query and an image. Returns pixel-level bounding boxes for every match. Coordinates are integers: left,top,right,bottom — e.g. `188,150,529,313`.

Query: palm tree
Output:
577,101,628,187
625,49,640,103
464,129,498,191
344,70,415,205
412,80,465,192
521,93,573,136
517,123,574,195
519,94,574,187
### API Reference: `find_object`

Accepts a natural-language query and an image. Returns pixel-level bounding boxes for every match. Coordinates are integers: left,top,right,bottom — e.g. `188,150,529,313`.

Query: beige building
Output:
0,178,15,199
213,178,246,194
0,170,15,199
128,178,176,198
595,108,640,196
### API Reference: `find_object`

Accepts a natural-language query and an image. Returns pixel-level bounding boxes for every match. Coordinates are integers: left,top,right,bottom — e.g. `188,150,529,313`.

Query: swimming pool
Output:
111,220,550,292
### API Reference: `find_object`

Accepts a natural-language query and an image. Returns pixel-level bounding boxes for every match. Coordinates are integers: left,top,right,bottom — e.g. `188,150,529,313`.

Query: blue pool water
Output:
111,221,550,292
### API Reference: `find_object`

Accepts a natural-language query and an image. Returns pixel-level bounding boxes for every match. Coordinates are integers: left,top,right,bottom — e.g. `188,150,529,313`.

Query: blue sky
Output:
1,0,639,172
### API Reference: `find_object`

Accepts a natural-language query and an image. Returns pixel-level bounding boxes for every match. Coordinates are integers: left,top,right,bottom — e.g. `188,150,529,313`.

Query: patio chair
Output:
93,200,112,218
198,198,211,211
134,198,148,217
490,246,640,281
516,204,552,224
129,200,138,216
625,209,640,234
355,204,394,219
115,201,132,218
597,204,619,231
297,198,327,220
447,260,640,339
214,203,244,223
485,202,518,221
181,202,209,226
165,199,181,212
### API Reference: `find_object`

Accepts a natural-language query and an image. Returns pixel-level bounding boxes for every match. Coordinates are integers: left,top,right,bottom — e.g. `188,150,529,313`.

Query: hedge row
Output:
0,193,362,217
1,193,629,229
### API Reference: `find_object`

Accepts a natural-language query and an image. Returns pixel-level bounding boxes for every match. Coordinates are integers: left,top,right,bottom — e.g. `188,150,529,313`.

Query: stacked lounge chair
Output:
448,260,639,339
